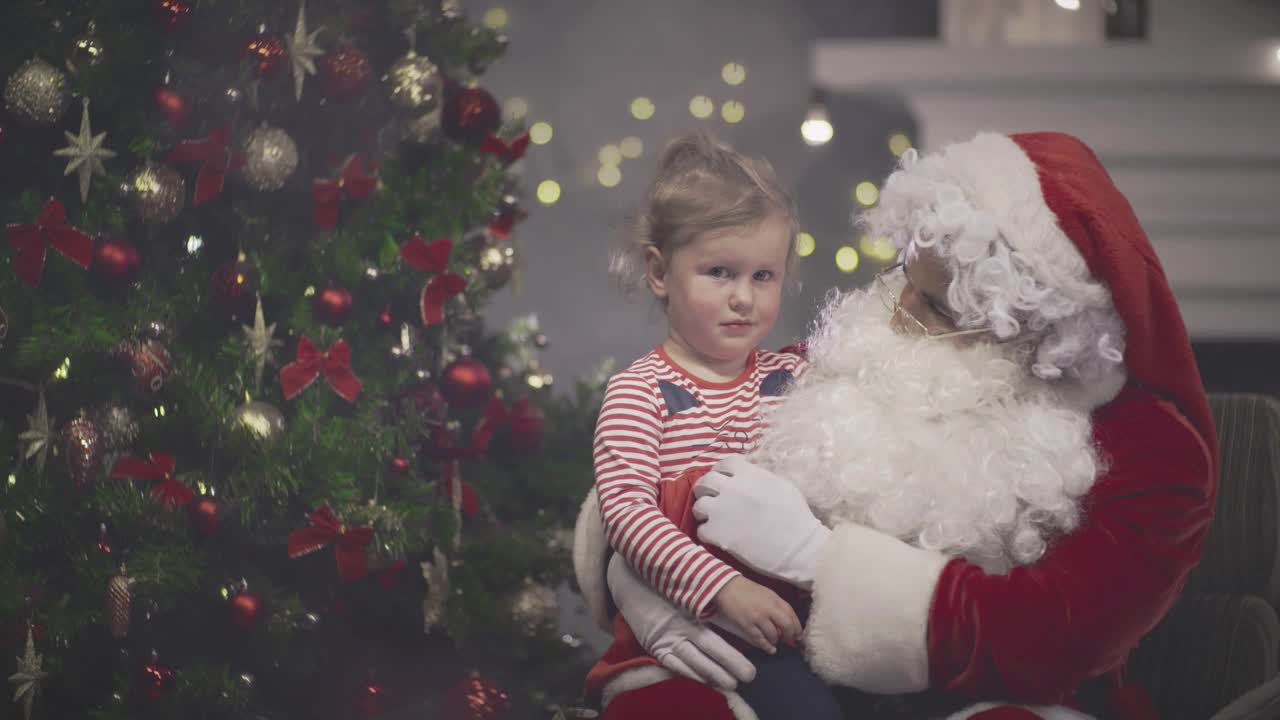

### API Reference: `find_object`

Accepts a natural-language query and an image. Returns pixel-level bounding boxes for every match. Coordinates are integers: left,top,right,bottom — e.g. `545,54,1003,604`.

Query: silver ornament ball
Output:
124,164,186,225
233,400,286,442
241,126,299,191
384,52,442,115
4,58,71,126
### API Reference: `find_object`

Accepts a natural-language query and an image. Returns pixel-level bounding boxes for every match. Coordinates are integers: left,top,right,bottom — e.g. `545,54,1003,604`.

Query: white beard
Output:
753,289,1101,574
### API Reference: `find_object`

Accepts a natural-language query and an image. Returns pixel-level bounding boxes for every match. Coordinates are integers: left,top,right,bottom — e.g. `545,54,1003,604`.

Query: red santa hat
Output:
929,131,1217,468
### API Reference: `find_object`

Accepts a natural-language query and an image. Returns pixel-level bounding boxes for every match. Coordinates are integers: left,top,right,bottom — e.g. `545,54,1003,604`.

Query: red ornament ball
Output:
313,285,353,326
503,402,545,456
189,496,219,536
153,87,188,128
138,653,175,699
243,34,287,80
389,454,411,475
448,672,510,720
211,260,260,316
153,0,193,31
228,590,263,629
442,87,501,146
112,338,173,393
92,238,140,289
439,357,492,409
377,305,394,329
320,46,372,100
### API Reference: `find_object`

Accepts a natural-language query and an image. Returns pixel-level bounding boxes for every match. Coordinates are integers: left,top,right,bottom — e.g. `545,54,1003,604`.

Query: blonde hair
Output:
611,132,800,295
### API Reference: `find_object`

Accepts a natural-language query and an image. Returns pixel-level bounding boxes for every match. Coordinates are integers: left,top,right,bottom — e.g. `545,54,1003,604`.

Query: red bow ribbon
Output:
469,395,515,454
279,337,362,402
399,234,466,325
312,155,376,229
166,127,243,205
110,453,194,507
287,504,373,582
6,198,93,286
488,205,528,240
479,132,530,165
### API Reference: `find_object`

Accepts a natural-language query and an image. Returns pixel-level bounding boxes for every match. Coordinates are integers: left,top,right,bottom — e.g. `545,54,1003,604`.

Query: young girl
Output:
585,133,841,720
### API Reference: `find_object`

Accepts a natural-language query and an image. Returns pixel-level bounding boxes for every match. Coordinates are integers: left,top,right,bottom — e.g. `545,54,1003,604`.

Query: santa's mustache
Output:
753,288,1099,573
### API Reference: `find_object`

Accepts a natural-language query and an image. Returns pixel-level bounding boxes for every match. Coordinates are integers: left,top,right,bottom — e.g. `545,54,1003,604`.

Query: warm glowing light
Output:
859,235,898,262
795,232,816,257
505,96,528,120
186,235,204,254
835,246,860,273
888,132,912,157
482,7,509,29
536,180,561,205
689,95,714,119
304,285,316,297
620,136,643,158
721,62,746,86
1055,0,1081,9
630,97,655,120
854,182,879,206
598,165,622,188
720,100,745,124
529,121,553,144
598,144,622,166
801,115,833,146
53,357,71,380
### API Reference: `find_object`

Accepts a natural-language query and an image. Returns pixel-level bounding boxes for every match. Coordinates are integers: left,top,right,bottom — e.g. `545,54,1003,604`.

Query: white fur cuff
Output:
804,524,949,693
947,702,1096,720
572,487,613,633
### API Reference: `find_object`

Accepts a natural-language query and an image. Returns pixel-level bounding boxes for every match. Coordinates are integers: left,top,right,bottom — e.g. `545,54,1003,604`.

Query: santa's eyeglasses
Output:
873,263,990,341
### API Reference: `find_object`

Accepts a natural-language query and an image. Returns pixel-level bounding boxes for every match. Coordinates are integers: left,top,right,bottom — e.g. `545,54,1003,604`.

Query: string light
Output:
801,91,833,146
505,97,528,120
482,7,509,29
536,180,560,205
1054,0,1081,9
304,285,316,297
720,100,745,124
186,234,204,254
721,62,746,86
53,357,71,380
620,136,643,158
795,232,816,257
597,165,621,188
689,95,714,119
854,182,879,207
835,246,859,273
598,144,622,166
7,474,16,486
888,132,912,157
630,97,655,120
529,121,552,145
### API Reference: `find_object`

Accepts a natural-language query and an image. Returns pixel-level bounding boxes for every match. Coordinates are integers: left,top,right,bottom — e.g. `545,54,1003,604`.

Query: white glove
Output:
693,455,831,590
606,554,756,690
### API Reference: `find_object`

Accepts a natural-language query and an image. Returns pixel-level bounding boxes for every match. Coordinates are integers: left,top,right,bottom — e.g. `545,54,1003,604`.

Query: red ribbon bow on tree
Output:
287,504,373,582
279,337,362,402
166,127,243,205
399,234,466,326
5,198,93,286
312,155,376,229
479,132,530,165
469,395,514,454
110,453,195,507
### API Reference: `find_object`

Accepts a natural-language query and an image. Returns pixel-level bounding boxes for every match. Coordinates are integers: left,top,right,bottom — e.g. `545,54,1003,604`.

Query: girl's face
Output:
647,214,791,370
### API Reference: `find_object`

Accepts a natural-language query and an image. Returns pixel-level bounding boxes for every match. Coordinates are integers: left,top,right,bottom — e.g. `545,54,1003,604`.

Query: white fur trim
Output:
804,524,949,693
936,133,1090,296
573,487,612,633
600,666,758,720
947,702,1096,720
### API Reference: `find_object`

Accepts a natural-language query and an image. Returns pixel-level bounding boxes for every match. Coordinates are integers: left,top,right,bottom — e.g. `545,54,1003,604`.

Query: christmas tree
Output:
0,1,602,718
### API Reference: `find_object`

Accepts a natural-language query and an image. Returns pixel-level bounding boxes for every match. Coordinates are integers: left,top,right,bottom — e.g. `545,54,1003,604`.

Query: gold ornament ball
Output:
384,52,442,115
241,126,299,191
509,581,558,636
234,401,286,442
4,58,71,126
125,164,186,225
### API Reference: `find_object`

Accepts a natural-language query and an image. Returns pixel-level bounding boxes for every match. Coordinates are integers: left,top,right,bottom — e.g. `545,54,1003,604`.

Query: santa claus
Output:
573,131,1218,719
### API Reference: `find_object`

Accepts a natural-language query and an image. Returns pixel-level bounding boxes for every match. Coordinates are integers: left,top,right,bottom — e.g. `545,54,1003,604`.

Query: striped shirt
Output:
593,345,806,617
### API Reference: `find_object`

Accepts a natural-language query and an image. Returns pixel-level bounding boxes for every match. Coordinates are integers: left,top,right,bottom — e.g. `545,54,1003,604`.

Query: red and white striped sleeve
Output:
593,372,740,618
